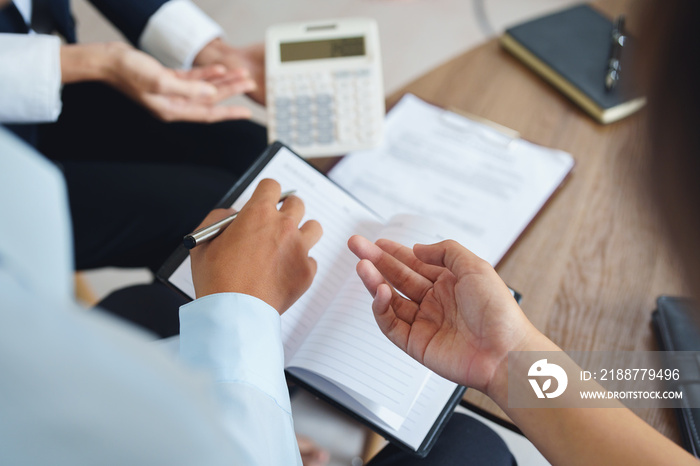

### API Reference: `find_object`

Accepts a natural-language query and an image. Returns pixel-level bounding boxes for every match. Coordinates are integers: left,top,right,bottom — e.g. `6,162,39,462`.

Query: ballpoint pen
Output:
183,190,296,249
605,15,626,91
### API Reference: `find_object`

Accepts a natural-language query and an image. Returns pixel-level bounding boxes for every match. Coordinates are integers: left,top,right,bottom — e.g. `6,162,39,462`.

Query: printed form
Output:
330,93,575,266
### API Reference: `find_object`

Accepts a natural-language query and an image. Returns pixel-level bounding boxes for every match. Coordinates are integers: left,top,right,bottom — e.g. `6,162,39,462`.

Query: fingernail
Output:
200,84,217,96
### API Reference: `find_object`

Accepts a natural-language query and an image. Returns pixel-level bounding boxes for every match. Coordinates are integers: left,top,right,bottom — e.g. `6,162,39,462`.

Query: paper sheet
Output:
329,93,574,266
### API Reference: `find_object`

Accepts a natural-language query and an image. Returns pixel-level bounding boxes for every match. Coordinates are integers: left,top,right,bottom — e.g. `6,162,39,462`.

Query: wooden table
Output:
318,0,687,447
385,0,686,444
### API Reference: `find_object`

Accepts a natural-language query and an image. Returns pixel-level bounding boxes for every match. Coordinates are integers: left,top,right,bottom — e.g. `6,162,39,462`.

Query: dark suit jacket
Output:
0,0,171,143
0,0,169,44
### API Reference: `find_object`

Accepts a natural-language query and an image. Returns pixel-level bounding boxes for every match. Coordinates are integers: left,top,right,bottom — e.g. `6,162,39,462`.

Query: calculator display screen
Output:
280,36,365,62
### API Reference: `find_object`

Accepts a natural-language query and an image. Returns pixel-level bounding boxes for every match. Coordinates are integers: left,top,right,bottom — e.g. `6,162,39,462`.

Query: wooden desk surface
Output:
376,1,687,444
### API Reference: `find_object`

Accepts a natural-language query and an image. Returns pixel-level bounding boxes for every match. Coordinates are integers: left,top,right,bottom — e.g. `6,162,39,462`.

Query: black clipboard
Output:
157,142,466,457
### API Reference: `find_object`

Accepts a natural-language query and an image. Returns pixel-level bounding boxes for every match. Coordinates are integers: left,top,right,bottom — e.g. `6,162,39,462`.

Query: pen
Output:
605,15,626,91
183,190,296,249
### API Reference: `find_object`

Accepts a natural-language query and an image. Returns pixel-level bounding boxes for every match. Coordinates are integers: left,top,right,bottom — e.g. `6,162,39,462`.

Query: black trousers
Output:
368,413,516,465
10,81,267,271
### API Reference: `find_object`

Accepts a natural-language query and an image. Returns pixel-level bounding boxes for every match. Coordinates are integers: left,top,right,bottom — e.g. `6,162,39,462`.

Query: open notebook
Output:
159,143,465,456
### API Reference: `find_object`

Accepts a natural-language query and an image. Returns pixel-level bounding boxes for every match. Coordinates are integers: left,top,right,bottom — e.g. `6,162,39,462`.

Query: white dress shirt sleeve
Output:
139,0,223,69
0,130,302,464
179,292,303,465
0,34,62,123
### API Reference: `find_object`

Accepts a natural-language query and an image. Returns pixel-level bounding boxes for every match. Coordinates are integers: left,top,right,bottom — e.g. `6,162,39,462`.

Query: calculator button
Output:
315,84,334,95
357,119,376,131
316,109,334,121
276,134,293,145
338,126,357,143
338,110,358,123
275,121,292,132
295,96,312,107
316,116,334,128
296,120,312,132
296,109,312,121
336,82,353,94
315,94,333,106
295,135,313,146
274,96,292,108
275,111,291,122
316,132,334,145
336,99,355,113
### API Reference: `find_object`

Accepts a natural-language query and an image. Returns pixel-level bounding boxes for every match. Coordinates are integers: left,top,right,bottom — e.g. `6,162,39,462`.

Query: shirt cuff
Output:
0,34,62,123
139,0,223,69
179,293,290,412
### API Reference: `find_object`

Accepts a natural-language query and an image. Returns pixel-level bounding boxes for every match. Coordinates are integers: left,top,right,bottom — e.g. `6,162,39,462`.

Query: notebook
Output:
159,95,573,455
159,142,465,456
500,4,646,124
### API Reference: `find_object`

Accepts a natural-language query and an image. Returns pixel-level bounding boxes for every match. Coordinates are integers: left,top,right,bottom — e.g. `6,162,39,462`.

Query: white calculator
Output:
265,18,385,158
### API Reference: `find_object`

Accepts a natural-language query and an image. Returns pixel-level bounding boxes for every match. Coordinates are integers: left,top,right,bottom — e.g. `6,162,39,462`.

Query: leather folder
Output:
651,295,700,457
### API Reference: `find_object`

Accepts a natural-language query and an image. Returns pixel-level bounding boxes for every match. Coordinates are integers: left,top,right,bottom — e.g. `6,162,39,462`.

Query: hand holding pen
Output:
184,189,296,249
188,179,323,313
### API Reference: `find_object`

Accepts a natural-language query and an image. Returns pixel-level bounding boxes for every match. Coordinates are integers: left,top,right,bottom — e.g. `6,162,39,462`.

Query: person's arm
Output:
348,236,698,465
142,0,266,104
88,0,266,104
0,34,62,123
0,128,323,464
183,179,323,462
179,292,302,464
60,41,255,122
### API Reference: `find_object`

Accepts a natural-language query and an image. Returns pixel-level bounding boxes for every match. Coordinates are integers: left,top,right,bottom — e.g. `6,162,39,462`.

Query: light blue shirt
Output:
0,127,302,465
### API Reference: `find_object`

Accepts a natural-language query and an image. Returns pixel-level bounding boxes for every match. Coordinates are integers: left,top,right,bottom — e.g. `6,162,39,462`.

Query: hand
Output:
105,43,257,122
195,39,266,105
190,179,322,314
297,435,329,466
60,42,257,122
348,236,538,397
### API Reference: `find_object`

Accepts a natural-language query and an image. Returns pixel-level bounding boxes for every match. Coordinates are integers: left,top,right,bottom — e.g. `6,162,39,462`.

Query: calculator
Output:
265,18,385,158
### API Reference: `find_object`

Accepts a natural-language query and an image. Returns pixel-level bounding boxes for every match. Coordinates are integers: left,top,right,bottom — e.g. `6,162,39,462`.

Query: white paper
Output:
169,147,431,429
329,93,575,266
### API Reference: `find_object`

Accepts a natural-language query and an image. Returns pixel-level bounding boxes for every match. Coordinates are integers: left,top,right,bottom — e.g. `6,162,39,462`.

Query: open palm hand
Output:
348,236,533,394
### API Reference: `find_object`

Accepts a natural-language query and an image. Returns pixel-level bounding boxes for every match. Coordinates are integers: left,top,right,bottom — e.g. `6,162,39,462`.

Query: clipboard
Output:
157,141,466,457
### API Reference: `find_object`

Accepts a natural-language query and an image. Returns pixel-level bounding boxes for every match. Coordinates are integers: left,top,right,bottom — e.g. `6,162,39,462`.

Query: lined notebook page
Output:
288,214,464,430
388,372,457,449
288,275,430,430
168,147,382,359
167,148,461,439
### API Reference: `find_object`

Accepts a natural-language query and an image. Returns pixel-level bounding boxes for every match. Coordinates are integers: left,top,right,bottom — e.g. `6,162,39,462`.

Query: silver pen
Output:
183,190,296,249
605,15,626,91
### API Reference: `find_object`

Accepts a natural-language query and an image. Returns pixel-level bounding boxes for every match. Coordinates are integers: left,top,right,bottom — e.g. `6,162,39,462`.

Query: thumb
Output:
413,240,487,278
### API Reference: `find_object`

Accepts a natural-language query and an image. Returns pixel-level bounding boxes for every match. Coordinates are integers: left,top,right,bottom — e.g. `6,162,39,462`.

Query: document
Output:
167,145,460,447
163,96,573,453
329,94,575,266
